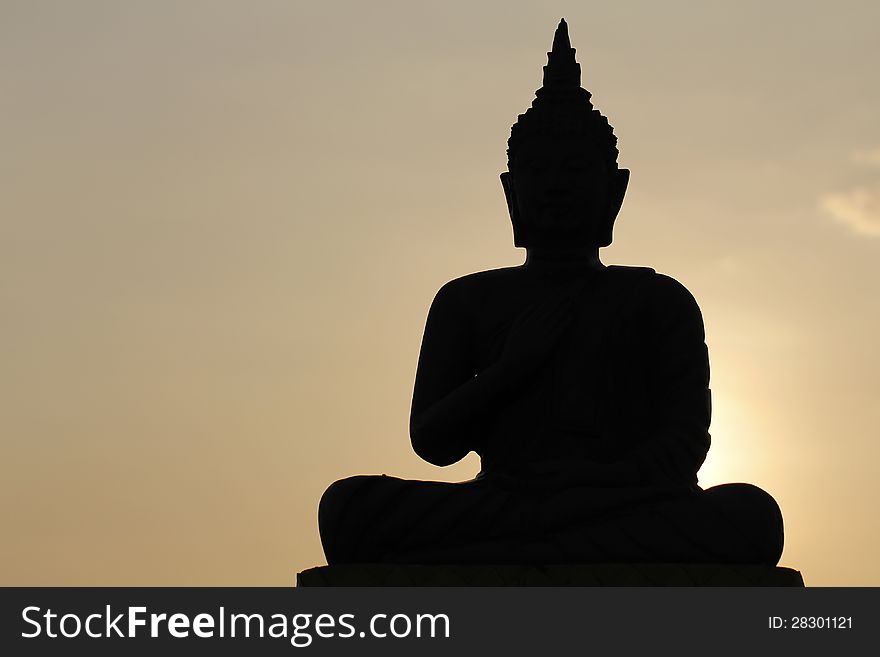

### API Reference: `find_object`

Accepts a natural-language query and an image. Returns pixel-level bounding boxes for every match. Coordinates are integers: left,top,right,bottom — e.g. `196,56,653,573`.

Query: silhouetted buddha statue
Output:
318,19,784,566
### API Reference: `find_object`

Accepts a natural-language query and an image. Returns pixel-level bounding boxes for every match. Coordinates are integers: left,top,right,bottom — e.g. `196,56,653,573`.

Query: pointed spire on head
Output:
508,18,619,172
552,18,571,51
543,18,581,89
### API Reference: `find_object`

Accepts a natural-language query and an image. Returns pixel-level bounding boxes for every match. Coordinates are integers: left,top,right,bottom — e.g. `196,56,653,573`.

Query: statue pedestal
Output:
296,563,805,587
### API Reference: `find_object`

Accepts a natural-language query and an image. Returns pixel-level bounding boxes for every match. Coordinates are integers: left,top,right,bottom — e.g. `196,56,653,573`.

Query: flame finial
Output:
542,18,581,90
508,18,617,173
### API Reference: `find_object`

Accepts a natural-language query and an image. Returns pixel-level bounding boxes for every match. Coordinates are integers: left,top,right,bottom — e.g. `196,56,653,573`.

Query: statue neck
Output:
523,246,604,271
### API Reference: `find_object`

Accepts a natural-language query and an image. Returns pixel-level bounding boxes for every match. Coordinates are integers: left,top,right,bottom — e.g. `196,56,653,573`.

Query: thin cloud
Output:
822,148,880,237
851,148,880,166
821,185,880,237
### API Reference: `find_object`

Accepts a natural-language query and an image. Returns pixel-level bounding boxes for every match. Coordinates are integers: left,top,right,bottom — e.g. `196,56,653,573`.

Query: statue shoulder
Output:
605,264,656,282
649,271,702,314
434,267,522,308
607,265,698,301
606,266,703,323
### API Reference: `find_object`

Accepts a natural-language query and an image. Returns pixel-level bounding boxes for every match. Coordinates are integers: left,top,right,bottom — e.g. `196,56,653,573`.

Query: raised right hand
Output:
499,283,583,379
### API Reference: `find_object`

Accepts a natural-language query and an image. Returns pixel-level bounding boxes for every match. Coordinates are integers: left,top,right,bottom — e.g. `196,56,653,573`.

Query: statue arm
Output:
409,282,519,467
630,275,711,486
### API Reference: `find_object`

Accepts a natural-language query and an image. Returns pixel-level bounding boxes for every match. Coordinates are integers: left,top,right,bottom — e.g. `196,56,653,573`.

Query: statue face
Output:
503,135,628,248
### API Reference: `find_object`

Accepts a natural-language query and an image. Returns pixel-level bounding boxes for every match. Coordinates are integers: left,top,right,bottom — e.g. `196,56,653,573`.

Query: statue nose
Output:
545,187,572,202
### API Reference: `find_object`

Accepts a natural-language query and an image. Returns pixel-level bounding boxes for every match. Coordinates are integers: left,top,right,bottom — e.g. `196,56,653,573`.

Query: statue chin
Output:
514,228,597,251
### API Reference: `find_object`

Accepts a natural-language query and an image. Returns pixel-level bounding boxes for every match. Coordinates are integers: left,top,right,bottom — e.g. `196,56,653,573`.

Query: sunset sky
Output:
2,1,879,585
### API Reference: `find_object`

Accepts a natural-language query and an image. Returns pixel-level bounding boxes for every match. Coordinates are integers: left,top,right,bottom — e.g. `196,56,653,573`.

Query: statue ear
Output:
598,168,629,247
500,172,526,247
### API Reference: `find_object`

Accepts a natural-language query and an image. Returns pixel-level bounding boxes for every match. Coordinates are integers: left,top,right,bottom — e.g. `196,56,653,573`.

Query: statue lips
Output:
540,204,578,229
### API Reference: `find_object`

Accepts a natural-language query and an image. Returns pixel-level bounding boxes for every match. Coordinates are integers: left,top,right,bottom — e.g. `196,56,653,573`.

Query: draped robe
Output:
319,266,783,565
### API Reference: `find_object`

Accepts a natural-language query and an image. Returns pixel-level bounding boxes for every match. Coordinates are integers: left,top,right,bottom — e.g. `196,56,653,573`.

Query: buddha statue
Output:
317,19,784,566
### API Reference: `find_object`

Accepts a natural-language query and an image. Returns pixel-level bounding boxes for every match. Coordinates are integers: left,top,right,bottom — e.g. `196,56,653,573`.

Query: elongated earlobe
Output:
501,172,526,247
608,168,629,219
598,168,629,247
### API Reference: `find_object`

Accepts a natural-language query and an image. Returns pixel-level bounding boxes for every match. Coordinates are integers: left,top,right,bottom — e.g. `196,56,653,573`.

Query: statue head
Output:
501,19,630,250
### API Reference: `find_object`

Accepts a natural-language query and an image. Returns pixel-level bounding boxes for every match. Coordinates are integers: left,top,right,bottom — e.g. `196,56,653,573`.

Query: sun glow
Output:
697,394,755,489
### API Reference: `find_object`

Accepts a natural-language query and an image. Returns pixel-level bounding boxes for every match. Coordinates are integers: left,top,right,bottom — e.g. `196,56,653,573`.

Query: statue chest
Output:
472,282,656,459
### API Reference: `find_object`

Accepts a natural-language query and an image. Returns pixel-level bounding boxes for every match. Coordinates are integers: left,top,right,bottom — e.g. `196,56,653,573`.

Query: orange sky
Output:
2,1,879,585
